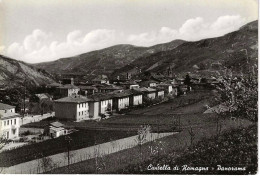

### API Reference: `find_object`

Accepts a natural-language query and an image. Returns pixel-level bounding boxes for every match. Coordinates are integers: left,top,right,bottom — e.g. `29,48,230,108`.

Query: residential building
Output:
99,85,123,93
33,93,52,102
92,75,109,84
134,87,157,100
118,80,140,89
126,89,143,107
48,121,68,138
109,91,132,111
155,87,165,99
157,83,173,95
0,103,15,114
88,94,113,119
56,84,80,98
0,103,20,140
78,86,98,95
54,95,90,121
139,80,158,88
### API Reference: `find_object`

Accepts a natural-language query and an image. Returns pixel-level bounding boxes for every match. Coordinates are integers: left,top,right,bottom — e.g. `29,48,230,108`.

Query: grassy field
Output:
47,117,253,174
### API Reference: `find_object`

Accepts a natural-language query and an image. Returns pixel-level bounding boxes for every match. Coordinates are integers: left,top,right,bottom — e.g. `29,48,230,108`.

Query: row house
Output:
99,85,123,93
54,95,90,122
127,90,143,107
109,91,132,111
134,87,157,100
155,87,165,99
88,94,113,119
0,103,21,140
157,83,173,95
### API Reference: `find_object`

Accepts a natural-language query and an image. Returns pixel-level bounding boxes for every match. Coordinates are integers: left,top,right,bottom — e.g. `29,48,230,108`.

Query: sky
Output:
0,0,258,63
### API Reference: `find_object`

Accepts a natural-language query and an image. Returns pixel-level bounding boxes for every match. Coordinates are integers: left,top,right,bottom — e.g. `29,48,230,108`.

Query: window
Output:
14,119,16,125
82,111,83,115
7,120,9,125
10,120,12,125
79,112,80,116
4,121,6,126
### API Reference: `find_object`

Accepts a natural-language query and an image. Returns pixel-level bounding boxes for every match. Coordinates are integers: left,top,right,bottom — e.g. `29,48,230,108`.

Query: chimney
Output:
71,78,74,85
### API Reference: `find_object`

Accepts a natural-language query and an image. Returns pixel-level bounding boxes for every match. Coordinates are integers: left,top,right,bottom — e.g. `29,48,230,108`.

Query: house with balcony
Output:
0,103,21,140
54,95,90,122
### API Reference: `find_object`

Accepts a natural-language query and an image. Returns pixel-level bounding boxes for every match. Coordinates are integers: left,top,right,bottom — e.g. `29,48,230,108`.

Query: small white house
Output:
49,121,68,138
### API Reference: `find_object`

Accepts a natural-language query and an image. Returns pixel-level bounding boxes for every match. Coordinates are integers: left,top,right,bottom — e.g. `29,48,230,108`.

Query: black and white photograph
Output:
0,0,258,174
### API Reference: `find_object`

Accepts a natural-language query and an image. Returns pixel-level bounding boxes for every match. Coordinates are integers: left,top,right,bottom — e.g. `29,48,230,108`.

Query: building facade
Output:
54,95,90,121
0,103,20,140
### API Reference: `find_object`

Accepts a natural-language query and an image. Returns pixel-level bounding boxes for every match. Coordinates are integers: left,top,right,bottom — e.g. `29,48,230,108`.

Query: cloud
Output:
127,15,246,45
2,15,247,63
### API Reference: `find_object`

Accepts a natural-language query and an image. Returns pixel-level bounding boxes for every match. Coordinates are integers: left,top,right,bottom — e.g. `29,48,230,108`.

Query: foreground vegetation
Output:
0,129,135,167
119,124,257,174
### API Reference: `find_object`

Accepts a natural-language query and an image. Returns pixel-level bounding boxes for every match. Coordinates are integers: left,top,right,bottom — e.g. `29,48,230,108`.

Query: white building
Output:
0,103,20,140
54,95,90,122
49,121,68,138
110,91,131,111
133,94,143,106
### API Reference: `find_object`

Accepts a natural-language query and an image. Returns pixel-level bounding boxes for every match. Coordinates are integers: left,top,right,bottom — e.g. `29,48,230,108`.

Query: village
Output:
0,72,219,147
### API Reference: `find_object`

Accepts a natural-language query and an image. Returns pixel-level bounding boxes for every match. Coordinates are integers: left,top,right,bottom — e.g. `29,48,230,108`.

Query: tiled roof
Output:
108,90,133,98
55,95,90,103
99,85,123,90
88,94,113,101
134,87,157,93
78,86,98,90
0,103,15,110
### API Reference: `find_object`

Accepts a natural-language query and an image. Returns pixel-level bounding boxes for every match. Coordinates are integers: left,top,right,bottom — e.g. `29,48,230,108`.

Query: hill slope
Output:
0,55,56,88
34,40,185,77
113,20,258,78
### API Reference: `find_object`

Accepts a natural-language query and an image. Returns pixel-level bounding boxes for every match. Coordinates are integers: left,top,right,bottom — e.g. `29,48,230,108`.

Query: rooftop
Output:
88,93,114,101
50,121,65,128
0,112,21,120
58,84,79,89
0,103,15,110
55,95,90,103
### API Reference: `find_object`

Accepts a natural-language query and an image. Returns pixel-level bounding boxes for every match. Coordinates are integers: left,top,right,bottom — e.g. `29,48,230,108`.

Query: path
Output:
1,132,175,174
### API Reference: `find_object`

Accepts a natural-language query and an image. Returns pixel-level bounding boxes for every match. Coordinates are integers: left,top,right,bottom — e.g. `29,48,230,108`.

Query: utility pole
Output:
65,136,72,172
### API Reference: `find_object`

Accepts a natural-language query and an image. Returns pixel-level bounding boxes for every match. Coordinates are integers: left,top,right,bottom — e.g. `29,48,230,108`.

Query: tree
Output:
215,65,257,122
